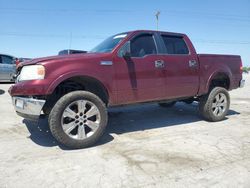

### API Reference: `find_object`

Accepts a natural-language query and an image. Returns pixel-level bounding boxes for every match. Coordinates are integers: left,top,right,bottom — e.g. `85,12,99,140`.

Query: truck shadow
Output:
107,102,239,134
22,102,240,149
23,117,115,149
23,118,114,149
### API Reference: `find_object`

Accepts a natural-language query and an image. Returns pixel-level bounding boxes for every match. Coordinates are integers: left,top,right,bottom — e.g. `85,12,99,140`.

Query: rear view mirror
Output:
118,41,131,58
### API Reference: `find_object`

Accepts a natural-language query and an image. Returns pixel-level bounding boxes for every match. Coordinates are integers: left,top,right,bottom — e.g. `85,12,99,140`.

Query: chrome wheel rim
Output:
212,93,227,116
61,100,101,140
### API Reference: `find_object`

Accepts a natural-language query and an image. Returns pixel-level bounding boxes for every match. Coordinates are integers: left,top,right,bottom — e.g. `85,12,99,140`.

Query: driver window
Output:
131,34,157,57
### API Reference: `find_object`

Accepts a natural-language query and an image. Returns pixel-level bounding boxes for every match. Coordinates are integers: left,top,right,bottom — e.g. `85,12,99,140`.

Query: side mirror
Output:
118,41,131,59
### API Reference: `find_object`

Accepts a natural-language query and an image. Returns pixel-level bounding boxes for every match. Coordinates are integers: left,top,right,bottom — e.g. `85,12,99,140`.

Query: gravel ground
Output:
0,74,249,188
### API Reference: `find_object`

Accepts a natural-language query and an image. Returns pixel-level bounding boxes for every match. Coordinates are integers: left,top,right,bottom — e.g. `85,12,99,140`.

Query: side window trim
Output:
159,35,190,56
130,33,159,58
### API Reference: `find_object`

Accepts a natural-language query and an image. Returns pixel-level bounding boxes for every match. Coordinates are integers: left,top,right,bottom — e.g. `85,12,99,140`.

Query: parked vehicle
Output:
15,58,32,66
0,54,16,82
58,49,87,55
9,30,245,149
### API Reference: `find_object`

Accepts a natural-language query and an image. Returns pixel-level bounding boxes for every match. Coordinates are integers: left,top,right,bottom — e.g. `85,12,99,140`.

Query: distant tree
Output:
242,67,249,73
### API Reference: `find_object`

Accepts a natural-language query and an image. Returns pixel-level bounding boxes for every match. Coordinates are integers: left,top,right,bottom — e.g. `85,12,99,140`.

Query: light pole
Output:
155,11,160,31
69,32,72,50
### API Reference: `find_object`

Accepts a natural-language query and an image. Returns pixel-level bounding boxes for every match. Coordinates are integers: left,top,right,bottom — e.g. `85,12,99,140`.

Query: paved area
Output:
0,75,250,188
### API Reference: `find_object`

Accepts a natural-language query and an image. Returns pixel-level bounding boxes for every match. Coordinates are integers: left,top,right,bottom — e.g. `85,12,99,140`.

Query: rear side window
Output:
131,34,157,57
161,36,189,55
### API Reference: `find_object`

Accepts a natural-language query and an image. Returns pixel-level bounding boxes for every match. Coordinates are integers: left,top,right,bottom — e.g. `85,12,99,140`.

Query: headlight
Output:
19,65,45,81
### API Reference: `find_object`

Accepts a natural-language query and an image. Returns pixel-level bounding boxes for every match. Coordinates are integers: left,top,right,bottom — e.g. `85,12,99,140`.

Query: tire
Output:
199,87,230,122
48,91,108,149
158,101,176,108
43,93,62,115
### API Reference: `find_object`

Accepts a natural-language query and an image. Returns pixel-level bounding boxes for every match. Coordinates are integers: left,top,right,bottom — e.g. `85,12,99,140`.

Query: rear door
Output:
114,32,166,104
158,34,199,99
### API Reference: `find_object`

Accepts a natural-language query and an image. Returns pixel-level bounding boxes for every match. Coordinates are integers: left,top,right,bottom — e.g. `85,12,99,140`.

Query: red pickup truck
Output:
9,30,245,149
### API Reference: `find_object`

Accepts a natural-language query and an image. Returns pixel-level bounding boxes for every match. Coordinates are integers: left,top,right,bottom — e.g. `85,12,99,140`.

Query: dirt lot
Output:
0,75,249,188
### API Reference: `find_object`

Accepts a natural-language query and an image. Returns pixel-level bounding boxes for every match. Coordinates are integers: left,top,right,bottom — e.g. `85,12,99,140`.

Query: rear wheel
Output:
199,87,230,122
49,91,108,149
158,101,176,108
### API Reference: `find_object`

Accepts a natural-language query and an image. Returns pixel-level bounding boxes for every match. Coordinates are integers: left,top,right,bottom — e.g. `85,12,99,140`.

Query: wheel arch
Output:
46,72,110,105
206,69,232,92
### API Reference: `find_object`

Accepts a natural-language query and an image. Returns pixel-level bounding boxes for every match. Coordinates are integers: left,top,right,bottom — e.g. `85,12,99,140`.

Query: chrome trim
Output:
155,60,165,68
240,79,245,88
189,60,198,67
100,61,113,66
12,97,46,120
212,93,227,117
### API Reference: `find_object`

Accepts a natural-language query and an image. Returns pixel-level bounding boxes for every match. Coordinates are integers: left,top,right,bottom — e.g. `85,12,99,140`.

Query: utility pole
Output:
155,11,160,31
69,32,72,50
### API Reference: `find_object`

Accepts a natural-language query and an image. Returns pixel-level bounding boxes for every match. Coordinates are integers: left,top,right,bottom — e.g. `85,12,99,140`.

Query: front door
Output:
114,33,166,104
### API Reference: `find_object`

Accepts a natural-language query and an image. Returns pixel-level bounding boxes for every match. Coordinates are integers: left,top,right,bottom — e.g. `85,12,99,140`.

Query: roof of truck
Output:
127,30,186,37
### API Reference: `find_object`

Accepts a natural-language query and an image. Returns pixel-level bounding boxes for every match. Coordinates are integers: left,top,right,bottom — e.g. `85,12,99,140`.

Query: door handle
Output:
189,60,198,68
155,60,165,68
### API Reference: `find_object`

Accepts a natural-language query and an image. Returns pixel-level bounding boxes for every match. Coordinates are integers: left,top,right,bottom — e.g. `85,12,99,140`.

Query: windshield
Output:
90,33,128,53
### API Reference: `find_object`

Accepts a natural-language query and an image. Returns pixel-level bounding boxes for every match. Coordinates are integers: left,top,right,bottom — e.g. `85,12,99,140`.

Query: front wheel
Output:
49,91,108,149
199,87,230,122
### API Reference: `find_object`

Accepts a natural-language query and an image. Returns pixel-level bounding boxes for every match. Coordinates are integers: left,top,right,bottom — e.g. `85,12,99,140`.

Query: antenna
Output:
155,11,160,31
69,32,72,50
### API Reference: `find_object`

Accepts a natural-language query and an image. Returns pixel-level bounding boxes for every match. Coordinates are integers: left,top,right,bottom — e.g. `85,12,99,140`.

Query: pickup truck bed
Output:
198,54,243,94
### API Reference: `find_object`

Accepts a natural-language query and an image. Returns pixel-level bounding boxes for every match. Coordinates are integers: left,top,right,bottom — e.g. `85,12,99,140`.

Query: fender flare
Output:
205,66,233,92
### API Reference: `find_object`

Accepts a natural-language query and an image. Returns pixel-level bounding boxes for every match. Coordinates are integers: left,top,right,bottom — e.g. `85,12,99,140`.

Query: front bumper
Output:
240,79,245,88
12,97,46,121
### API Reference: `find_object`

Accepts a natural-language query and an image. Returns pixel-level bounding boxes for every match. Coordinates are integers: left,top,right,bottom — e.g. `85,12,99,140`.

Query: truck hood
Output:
18,53,109,67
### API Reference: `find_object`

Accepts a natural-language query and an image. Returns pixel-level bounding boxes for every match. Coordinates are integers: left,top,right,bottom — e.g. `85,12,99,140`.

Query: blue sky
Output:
0,0,249,66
